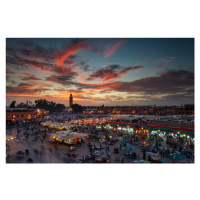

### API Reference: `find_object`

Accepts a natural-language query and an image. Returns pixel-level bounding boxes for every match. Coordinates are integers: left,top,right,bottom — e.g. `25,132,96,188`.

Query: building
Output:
69,94,73,107
175,104,194,115
6,108,47,124
6,108,36,124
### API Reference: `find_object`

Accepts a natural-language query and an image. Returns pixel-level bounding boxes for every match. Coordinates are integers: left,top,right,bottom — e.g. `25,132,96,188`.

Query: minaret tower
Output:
69,94,73,107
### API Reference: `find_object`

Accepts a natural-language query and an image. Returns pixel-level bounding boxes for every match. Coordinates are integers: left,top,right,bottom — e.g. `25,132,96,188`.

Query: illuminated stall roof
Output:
100,122,194,137
50,131,88,141
41,122,80,128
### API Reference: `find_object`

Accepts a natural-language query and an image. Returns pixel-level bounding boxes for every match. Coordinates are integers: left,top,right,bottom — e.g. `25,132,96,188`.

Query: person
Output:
27,157,33,163
92,156,95,163
116,148,119,154
184,148,186,156
121,157,124,163
49,148,52,154
100,143,102,149
25,148,29,155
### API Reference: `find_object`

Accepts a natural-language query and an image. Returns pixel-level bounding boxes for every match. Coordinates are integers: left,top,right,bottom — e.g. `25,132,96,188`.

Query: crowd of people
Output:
6,113,195,164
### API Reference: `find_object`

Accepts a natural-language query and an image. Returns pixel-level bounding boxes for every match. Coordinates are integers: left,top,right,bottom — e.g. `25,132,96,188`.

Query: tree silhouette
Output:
71,104,83,113
34,99,66,113
10,101,16,108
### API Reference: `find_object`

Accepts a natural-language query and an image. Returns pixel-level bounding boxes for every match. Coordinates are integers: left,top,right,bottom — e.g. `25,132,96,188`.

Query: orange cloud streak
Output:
95,82,124,90
104,40,126,57
56,40,95,67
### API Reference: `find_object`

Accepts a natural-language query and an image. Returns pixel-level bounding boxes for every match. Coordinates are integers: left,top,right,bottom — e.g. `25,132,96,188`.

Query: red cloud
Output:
104,40,126,57
56,40,95,67
6,69,31,77
93,82,125,90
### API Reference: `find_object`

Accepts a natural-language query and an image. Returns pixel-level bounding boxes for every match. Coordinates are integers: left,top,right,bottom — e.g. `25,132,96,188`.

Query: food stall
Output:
49,131,88,146
41,121,80,131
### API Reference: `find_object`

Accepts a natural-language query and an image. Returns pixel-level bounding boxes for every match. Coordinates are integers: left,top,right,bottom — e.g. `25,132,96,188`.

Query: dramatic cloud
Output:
46,73,125,91
46,74,78,86
92,82,125,90
6,40,96,76
86,65,143,81
6,38,194,106
116,70,194,94
6,83,49,96
56,40,96,67
18,46,55,62
6,47,76,74
22,75,41,81
82,65,91,72
6,69,31,77
104,40,126,57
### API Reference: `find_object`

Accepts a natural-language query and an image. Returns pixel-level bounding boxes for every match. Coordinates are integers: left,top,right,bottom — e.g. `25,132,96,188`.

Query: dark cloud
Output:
6,40,96,76
79,59,90,67
86,65,143,81
22,75,41,81
79,59,93,72
45,73,125,91
116,70,194,94
46,74,78,86
120,65,143,74
82,65,91,72
6,82,49,95
18,46,55,62
6,47,76,74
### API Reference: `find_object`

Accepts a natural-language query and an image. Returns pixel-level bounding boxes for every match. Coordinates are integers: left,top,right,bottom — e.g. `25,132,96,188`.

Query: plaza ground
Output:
6,126,194,164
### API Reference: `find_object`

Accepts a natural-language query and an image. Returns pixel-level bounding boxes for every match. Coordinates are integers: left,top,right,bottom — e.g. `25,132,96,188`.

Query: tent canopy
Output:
100,122,194,137
50,131,88,141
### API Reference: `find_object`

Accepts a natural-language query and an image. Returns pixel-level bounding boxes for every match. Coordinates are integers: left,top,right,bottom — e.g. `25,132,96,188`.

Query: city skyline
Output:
6,38,194,107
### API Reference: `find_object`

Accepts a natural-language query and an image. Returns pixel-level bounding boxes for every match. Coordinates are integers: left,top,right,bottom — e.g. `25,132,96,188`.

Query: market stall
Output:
49,131,88,145
41,121,80,131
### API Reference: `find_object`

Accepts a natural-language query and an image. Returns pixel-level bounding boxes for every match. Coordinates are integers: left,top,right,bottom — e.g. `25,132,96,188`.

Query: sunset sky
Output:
6,38,194,107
